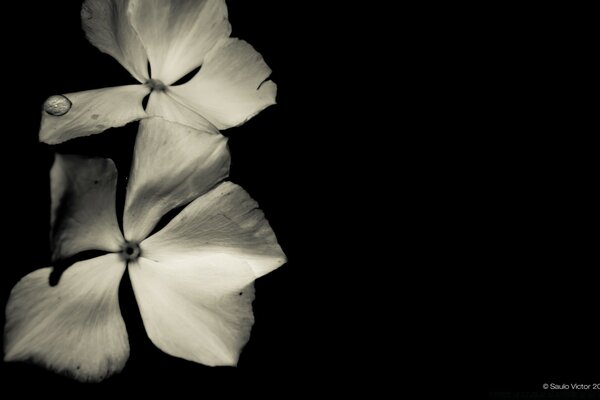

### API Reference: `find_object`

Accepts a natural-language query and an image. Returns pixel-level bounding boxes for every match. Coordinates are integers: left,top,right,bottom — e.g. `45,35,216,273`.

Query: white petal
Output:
51,154,123,261
123,117,230,242
169,38,277,130
4,254,128,382
40,85,150,145
129,0,230,85
130,182,286,365
146,90,217,131
129,256,255,366
81,0,148,82
142,182,286,279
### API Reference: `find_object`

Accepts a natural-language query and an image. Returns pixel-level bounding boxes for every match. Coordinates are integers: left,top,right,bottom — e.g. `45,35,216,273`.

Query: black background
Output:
0,0,356,394
482,11,600,396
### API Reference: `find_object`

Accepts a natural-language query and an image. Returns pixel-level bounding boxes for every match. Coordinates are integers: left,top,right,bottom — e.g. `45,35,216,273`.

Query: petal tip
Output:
39,120,65,145
278,255,288,267
210,350,241,367
3,349,17,363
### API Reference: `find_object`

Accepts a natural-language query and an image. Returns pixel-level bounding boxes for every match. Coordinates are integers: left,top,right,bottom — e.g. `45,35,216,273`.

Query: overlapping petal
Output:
4,254,128,382
50,154,123,261
81,0,149,82
142,181,286,280
145,90,216,131
169,38,277,130
39,85,149,144
128,0,230,85
123,117,230,242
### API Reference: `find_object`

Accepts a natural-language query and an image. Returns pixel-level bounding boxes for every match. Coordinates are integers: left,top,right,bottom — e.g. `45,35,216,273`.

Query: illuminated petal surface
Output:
81,0,149,82
142,182,286,280
123,117,230,242
4,254,128,382
129,0,230,85
50,155,123,261
169,39,277,129
170,38,277,129
129,256,255,366
39,85,149,144
146,90,216,131
130,183,285,365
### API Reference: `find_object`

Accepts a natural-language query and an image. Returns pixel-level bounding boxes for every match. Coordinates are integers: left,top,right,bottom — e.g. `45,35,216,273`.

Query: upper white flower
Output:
4,118,286,381
39,0,277,144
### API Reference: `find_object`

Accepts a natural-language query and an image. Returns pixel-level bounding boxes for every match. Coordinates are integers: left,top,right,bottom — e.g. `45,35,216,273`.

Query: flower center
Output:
146,79,167,91
120,241,141,262
43,95,72,116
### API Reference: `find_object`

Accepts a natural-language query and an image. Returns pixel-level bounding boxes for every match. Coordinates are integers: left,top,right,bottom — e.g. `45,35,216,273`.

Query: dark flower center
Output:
146,79,167,91
120,241,141,262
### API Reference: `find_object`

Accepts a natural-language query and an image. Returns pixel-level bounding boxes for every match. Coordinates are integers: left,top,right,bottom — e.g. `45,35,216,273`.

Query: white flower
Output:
4,118,286,382
39,0,276,144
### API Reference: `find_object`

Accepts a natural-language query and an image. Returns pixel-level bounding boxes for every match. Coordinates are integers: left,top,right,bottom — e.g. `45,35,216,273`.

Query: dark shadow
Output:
141,92,151,109
49,250,109,286
50,123,139,161
146,204,187,237
170,65,202,86
51,123,140,233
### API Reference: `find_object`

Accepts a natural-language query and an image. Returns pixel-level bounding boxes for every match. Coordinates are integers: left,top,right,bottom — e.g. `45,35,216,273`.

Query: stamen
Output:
120,242,141,262
146,79,167,91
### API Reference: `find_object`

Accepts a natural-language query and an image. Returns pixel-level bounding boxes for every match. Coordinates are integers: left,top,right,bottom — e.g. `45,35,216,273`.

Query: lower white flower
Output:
3,118,286,382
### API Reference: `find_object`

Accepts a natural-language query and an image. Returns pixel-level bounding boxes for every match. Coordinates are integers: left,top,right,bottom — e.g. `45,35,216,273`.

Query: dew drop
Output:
44,95,72,116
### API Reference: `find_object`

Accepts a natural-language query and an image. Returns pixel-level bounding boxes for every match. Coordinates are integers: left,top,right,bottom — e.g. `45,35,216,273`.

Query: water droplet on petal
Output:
44,95,72,116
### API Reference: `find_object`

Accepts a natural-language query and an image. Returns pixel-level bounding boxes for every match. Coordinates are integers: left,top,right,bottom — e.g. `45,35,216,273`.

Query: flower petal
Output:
130,182,285,365
129,0,230,85
51,154,123,261
169,38,277,129
4,254,128,382
81,0,149,82
40,85,150,145
141,182,286,279
146,90,216,131
129,256,255,366
123,117,230,242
